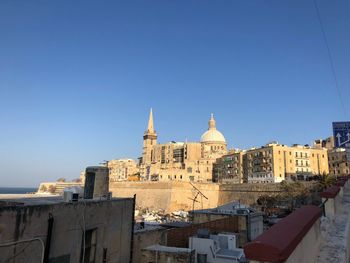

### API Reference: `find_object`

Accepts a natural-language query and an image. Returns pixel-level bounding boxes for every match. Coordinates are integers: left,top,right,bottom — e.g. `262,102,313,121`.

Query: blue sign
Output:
333,122,350,148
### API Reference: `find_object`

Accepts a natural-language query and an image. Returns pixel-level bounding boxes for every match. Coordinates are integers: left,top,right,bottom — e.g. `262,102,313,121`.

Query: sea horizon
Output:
0,187,37,194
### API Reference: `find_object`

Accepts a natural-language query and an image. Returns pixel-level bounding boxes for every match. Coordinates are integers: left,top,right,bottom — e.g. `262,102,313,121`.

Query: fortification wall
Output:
109,182,282,212
218,183,282,205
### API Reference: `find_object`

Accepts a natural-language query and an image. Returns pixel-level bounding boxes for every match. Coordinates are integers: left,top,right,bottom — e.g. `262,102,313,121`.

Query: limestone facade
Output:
108,159,138,181
214,143,329,183
328,148,350,176
213,151,245,183
314,136,334,150
140,110,228,182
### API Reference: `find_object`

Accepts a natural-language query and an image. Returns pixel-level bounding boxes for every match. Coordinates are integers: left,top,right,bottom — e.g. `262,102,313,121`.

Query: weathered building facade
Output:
213,151,245,183
108,158,138,181
0,196,134,263
328,148,350,177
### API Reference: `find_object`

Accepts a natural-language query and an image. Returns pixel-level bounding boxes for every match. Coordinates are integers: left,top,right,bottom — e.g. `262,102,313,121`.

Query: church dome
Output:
200,114,226,143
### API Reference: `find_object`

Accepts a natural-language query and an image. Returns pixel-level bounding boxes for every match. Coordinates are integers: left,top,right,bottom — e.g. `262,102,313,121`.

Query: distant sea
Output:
0,187,37,194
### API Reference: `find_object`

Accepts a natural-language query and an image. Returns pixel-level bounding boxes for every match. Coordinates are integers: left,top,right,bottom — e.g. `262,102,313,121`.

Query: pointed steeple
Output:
147,108,154,133
208,113,216,130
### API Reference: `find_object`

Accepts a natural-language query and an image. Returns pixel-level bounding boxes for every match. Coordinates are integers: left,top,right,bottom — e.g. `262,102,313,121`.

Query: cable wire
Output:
313,0,348,117
3,242,31,263
0,238,45,263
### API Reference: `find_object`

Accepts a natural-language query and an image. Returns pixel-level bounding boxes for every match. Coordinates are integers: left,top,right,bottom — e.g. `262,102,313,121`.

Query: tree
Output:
56,178,66,182
319,174,336,189
257,195,278,215
72,178,82,183
48,185,56,194
279,181,309,210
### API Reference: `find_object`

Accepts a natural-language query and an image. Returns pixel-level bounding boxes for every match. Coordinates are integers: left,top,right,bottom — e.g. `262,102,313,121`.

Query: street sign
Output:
333,122,350,161
333,122,350,148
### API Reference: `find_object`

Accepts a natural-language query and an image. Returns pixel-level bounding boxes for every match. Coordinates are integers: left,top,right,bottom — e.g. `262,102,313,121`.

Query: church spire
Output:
208,113,216,130
147,108,154,133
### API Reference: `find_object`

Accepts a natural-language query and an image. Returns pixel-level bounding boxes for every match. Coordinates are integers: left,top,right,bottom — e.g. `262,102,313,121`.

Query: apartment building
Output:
214,143,329,183
328,148,350,177
108,158,138,181
213,151,245,183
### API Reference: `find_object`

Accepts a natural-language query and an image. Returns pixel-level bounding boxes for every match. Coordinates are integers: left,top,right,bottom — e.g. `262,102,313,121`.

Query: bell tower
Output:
142,108,157,166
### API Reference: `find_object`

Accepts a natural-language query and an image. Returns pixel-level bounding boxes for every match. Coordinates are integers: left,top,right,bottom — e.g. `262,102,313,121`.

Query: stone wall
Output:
110,181,282,212
133,227,167,263
0,198,134,263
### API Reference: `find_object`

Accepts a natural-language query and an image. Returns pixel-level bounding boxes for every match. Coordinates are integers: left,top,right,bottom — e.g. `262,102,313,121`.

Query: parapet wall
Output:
109,182,282,212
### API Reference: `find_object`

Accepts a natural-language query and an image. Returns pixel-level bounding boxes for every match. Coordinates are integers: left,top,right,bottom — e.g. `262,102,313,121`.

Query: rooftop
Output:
0,194,129,207
191,201,261,216
143,244,193,253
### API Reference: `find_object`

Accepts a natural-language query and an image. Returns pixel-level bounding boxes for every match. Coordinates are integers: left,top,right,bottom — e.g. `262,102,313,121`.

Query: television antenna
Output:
188,182,209,221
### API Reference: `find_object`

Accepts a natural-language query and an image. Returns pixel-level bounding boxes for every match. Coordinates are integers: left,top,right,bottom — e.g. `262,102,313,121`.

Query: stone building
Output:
214,143,329,183
213,151,245,183
314,136,334,150
0,196,134,263
328,148,350,177
108,158,138,181
140,109,228,182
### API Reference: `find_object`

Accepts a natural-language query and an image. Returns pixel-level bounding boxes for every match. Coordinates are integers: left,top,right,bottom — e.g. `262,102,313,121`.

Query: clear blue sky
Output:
1,1,349,187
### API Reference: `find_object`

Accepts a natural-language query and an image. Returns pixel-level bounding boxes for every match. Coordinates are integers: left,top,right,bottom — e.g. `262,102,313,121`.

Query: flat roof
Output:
0,194,131,207
143,244,193,253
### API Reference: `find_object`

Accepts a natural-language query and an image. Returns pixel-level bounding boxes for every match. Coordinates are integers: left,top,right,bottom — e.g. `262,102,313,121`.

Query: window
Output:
180,175,182,179
81,228,97,263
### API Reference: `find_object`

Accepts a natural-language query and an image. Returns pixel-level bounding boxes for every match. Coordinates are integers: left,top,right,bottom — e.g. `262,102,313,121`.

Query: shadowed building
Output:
328,148,350,177
0,196,134,263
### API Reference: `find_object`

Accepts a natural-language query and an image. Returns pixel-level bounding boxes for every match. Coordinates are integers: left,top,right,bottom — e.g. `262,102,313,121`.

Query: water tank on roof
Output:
84,166,109,199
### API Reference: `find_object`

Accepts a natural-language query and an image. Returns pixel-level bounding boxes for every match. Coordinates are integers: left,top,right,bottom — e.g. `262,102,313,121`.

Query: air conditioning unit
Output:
218,233,237,250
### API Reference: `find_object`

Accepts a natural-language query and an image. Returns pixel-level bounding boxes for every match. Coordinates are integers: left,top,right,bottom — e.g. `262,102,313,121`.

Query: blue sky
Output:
1,1,349,187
